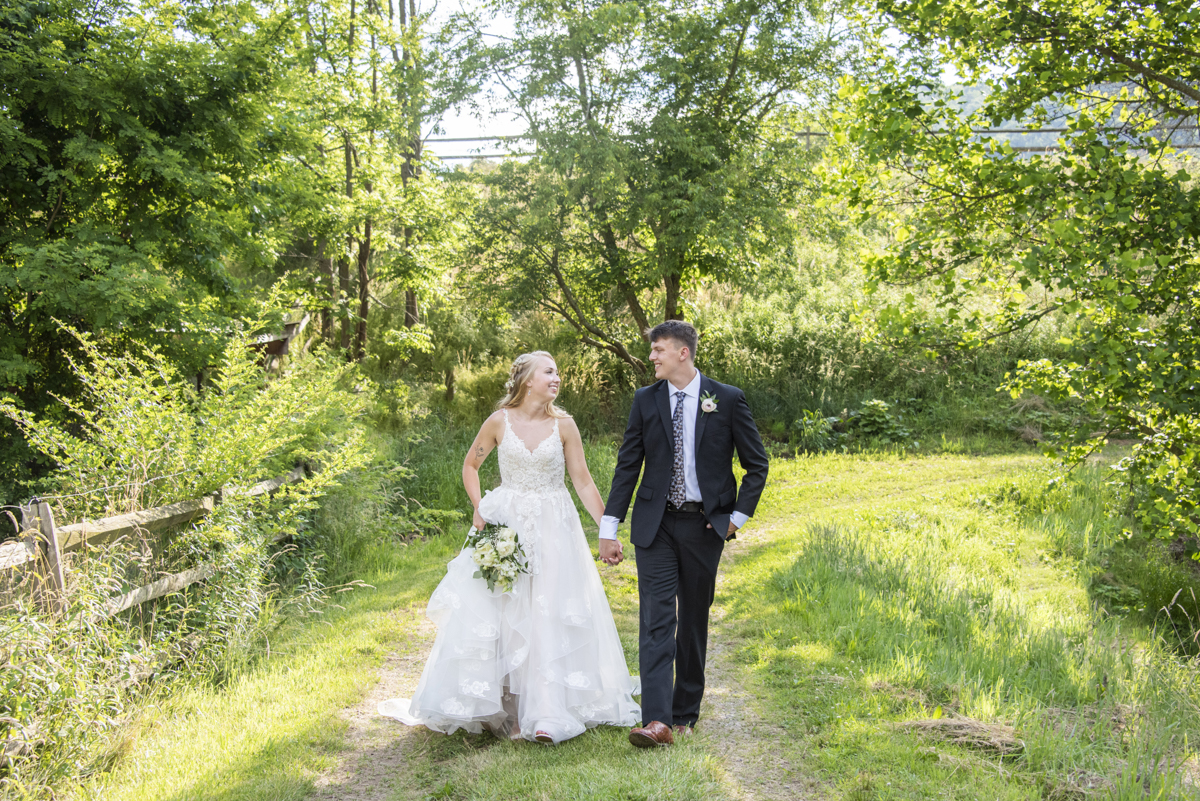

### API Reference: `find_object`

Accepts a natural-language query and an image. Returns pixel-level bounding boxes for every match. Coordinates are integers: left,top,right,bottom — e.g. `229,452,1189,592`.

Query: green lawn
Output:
71,449,1200,800
723,452,1200,800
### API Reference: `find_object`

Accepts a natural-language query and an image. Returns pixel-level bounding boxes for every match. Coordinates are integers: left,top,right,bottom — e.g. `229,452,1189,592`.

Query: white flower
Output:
473,543,498,568
701,398,717,413
496,539,516,558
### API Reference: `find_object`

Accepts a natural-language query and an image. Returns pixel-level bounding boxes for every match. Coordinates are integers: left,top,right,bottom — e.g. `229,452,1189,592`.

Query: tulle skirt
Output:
378,485,641,743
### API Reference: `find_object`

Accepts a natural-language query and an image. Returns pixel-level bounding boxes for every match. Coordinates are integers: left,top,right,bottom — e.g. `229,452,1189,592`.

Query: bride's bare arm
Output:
560,417,606,527
463,413,504,530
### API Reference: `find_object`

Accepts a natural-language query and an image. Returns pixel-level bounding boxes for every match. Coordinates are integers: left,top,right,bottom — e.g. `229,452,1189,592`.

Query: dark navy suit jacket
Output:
604,373,769,548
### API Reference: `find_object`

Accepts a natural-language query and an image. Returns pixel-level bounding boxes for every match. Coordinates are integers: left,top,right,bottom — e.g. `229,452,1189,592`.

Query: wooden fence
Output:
0,465,306,619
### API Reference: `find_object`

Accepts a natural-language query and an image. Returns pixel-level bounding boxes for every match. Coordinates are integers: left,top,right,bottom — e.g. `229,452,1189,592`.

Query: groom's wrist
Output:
598,515,620,540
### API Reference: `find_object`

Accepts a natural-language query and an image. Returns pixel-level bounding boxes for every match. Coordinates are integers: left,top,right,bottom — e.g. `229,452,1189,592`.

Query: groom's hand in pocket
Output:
599,539,623,566
706,521,740,540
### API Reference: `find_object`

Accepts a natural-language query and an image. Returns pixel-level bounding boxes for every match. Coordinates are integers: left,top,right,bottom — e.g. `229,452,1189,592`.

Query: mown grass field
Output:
723,453,1200,800
70,445,1200,800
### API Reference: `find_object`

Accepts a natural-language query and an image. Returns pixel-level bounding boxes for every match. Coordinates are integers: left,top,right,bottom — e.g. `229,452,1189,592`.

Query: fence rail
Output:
4,465,307,619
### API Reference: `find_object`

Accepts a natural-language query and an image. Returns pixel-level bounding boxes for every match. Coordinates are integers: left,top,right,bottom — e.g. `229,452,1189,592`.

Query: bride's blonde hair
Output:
497,351,569,418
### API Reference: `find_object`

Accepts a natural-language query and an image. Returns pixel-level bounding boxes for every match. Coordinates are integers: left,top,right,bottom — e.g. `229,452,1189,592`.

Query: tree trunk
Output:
619,279,651,339
354,219,371,361
317,237,334,340
398,0,422,330
664,272,683,320
405,289,419,327
444,366,455,402
338,249,351,351
341,132,355,353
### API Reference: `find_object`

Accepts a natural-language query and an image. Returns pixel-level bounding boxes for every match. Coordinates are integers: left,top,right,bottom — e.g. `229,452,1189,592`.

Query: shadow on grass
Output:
719,504,1198,800
764,522,1127,708
80,535,459,801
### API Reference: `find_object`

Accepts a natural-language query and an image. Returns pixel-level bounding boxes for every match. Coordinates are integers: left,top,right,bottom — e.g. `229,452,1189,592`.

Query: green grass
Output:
68,431,725,801
68,532,460,801
68,444,1200,801
722,452,1200,800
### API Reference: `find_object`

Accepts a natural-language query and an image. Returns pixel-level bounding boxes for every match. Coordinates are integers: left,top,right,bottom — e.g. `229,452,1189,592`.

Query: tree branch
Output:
543,248,645,373
713,22,749,120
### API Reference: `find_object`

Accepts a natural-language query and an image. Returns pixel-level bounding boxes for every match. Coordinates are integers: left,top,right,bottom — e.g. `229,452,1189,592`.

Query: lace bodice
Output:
496,411,566,495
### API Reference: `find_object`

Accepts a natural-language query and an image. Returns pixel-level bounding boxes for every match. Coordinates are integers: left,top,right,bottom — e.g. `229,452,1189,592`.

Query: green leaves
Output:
1,322,369,522
453,0,851,362
841,0,1200,541
0,0,304,498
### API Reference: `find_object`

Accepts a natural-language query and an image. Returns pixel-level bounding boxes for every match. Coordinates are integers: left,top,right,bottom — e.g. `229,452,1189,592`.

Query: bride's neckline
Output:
502,409,559,455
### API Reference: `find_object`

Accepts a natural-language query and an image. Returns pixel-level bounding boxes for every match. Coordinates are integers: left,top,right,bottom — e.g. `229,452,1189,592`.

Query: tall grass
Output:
979,461,1200,655
0,334,370,799
726,455,1200,799
692,284,1069,440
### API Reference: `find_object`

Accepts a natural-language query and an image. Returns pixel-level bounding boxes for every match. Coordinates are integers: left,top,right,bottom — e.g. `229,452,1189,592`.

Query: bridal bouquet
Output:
466,523,529,592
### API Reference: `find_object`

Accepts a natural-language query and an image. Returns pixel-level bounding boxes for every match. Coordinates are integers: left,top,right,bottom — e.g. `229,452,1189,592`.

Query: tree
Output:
450,0,856,372
835,0,1200,539
0,0,296,500
283,0,465,362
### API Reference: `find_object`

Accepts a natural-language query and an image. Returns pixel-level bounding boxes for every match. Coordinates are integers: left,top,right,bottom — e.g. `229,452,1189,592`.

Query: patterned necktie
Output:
669,390,687,507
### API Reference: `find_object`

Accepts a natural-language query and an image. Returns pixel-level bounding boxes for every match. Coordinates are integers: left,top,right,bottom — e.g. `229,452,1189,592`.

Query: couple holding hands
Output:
379,320,769,748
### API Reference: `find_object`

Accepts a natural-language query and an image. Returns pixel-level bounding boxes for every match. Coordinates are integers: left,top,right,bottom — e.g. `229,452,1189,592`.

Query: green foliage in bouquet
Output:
466,523,528,593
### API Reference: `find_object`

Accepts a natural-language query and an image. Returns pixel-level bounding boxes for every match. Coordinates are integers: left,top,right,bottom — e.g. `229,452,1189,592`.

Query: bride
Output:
378,351,641,744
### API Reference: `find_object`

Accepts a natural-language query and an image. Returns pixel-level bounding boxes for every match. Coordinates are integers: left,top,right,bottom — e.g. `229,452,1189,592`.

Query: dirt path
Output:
308,530,821,801
308,611,436,801
698,531,826,801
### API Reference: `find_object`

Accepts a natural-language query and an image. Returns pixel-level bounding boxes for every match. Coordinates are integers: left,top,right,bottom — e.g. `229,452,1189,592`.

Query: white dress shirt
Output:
599,371,750,540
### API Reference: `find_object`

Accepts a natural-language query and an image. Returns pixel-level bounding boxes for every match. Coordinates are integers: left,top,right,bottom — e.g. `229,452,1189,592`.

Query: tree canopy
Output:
450,0,858,371
835,0,1200,538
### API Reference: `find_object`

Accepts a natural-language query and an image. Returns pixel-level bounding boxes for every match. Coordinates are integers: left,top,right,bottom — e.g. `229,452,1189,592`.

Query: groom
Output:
599,320,769,747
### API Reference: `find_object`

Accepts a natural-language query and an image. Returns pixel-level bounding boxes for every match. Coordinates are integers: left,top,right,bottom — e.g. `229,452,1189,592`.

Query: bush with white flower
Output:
466,523,528,592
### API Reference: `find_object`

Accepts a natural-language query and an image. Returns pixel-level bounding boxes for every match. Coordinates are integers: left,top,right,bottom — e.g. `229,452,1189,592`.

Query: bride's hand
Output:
473,509,487,530
599,538,623,566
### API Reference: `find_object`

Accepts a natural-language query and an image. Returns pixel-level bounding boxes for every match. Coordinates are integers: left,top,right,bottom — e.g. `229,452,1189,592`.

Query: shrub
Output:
849,399,913,445
0,325,372,794
791,409,842,453
1113,412,1200,542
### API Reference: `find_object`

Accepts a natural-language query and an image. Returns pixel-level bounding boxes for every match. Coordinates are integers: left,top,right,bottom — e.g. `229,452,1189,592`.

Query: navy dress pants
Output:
634,508,725,727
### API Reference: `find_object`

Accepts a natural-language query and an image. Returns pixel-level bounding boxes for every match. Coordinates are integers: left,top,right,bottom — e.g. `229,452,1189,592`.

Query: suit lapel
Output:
693,373,711,454
655,380,675,450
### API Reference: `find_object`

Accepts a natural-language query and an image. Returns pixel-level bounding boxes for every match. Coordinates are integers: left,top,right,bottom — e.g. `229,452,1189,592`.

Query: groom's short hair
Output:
648,320,699,360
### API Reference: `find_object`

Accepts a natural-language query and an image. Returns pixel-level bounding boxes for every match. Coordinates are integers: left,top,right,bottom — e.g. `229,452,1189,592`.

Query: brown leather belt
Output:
666,501,704,513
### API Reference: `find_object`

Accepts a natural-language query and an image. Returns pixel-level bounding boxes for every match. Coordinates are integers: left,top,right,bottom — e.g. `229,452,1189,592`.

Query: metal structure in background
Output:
424,125,1200,160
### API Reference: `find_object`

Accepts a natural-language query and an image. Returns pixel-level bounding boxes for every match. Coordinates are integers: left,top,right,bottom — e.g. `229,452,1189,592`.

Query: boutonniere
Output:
700,391,719,414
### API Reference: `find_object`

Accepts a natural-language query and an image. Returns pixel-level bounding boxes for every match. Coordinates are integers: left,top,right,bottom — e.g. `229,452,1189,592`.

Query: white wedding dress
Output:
378,412,641,743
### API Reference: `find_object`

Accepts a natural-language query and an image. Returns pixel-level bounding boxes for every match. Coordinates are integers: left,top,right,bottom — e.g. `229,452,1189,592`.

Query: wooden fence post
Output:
19,503,66,615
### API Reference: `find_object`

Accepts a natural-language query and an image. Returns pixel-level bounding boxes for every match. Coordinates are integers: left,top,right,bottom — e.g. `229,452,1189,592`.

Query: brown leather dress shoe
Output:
673,724,693,737
628,721,674,747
